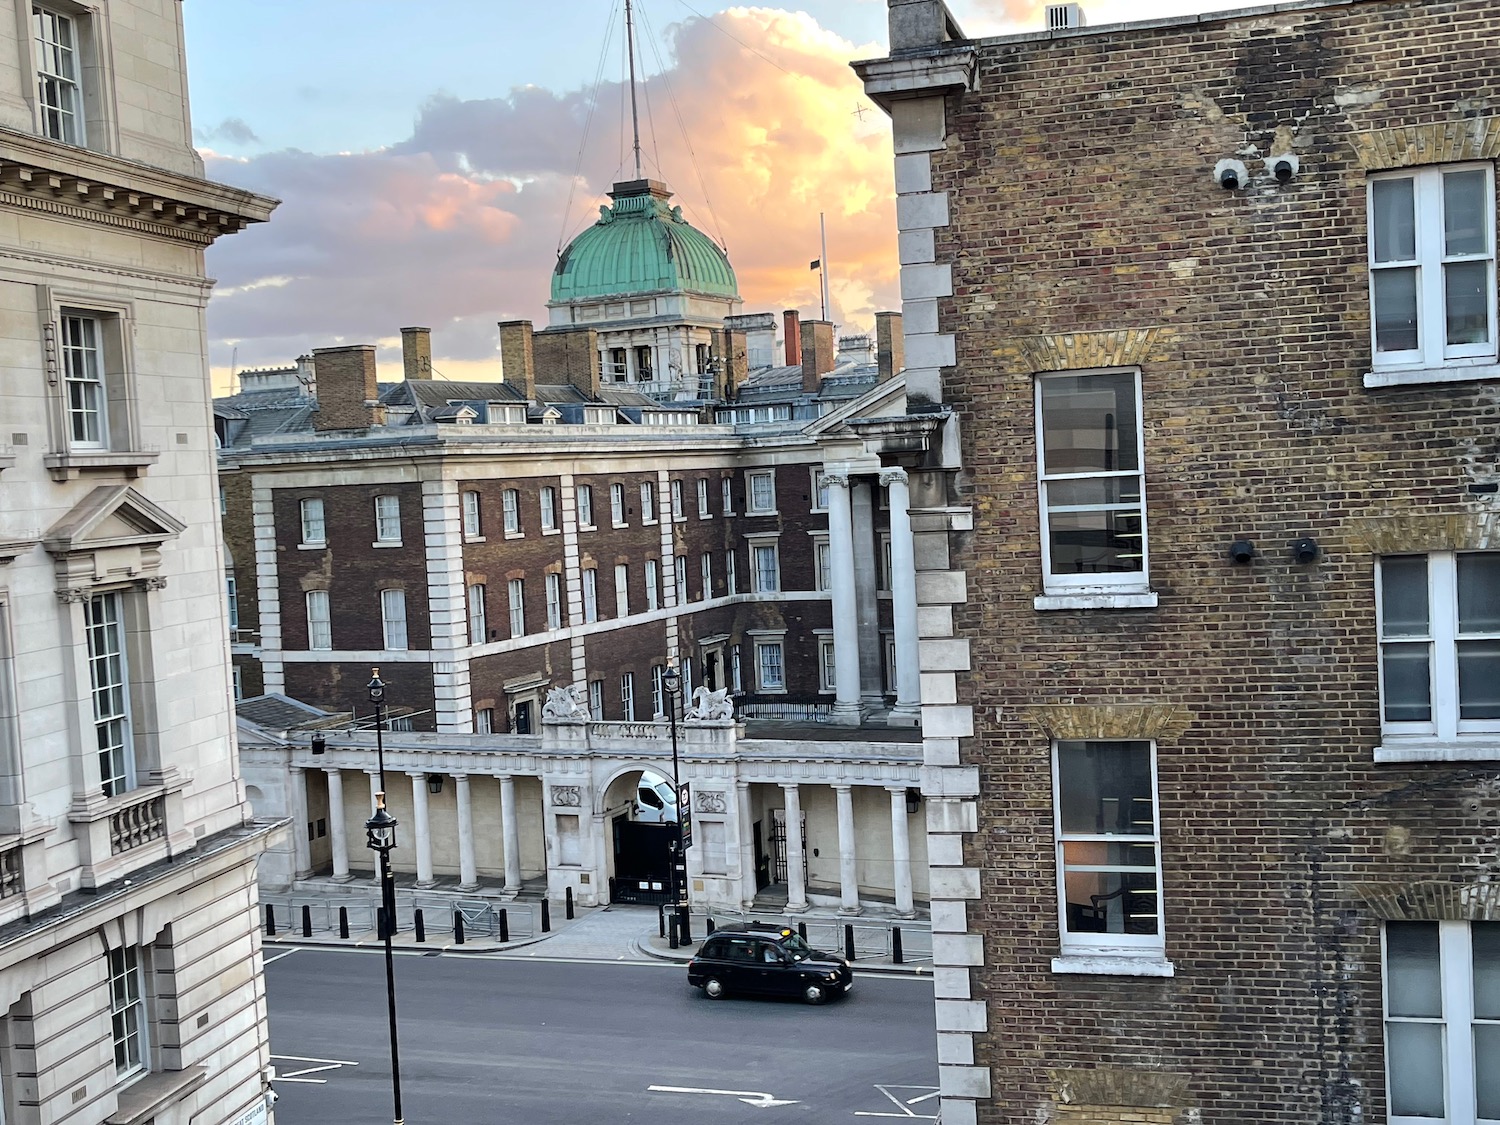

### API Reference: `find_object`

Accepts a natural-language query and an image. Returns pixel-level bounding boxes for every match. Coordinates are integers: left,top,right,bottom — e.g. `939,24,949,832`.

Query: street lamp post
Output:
662,665,690,945
365,670,404,1125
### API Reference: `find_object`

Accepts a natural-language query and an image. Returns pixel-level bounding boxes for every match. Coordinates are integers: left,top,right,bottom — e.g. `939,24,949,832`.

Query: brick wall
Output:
926,2,1500,1122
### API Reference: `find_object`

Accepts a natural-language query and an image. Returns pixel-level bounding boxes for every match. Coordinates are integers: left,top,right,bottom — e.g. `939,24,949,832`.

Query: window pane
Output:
1382,643,1433,722
1045,506,1145,576
1374,268,1420,352
1387,1021,1446,1118
1381,557,1430,636
1044,476,1143,509
1445,260,1491,346
1458,641,1500,720
1444,169,1488,257
1476,922,1500,1019
1057,741,1153,834
1373,177,1417,262
1039,372,1139,475
1477,1024,1500,1121
1458,555,1500,633
1387,921,1443,1017
1061,858,1159,936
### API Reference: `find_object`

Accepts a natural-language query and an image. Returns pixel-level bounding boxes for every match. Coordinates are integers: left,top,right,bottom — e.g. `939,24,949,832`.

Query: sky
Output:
185,0,1255,389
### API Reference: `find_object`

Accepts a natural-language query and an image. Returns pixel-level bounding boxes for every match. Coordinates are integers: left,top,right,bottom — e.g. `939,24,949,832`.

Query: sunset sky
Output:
186,0,1256,388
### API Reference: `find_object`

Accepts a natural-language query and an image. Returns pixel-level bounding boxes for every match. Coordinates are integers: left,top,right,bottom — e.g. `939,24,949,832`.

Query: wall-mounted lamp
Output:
905,787,922,815
1228,540,1256,565
1292,537,1321,564
426,774,445,795
310,733,326,755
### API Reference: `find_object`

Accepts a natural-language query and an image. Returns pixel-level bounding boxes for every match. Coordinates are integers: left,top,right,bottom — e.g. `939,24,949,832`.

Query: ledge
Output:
1375,739,1500,763
1034,591,1158,612
852,48,978,112
43,450,157,482
1363,361,1500,388
106,1065,208,1125
1052,954,1174,978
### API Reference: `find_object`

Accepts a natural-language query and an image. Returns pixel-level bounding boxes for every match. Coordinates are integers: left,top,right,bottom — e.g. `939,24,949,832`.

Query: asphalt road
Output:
265,946,939,1124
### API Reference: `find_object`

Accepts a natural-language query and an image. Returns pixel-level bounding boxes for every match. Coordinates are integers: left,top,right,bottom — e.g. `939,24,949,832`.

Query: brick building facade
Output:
858,1,1500,1123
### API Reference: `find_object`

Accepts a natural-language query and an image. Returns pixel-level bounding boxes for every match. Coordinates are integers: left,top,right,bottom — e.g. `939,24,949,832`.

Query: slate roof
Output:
235,693,332,732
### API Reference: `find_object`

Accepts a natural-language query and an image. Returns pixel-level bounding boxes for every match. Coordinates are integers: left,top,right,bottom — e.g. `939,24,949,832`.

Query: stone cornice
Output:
852,48,977,112
0,126,277,244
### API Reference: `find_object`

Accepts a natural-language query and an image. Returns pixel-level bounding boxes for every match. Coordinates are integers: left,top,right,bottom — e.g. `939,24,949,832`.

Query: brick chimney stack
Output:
497,320,536,399
801,320,836,392
710,327,748,400
401,326,432,381
312,345,383,431
782,309,801,369
534,326,601,397
875,311,905,383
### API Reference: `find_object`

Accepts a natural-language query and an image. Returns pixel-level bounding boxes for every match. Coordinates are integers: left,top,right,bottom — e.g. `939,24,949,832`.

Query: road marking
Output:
649,1084,800,1109
853,1085,940,1119
263,949,300,965
271,1054,359,1084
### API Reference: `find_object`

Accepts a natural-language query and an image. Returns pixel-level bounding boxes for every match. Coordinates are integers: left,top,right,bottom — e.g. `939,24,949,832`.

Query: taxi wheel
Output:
704,977,726,999
803,983,828,1005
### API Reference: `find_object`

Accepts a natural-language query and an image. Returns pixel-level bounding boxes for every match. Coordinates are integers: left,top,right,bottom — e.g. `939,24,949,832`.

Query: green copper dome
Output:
551,179,739,304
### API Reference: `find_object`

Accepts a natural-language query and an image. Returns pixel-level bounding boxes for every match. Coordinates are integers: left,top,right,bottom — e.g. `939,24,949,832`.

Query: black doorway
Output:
610,815,676,905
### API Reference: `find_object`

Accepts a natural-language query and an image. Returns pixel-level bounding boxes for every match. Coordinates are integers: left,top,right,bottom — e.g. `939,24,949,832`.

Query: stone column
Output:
887,785,916,918
325,768,351,882
852,480,883,705
289,767,312,879
737,780,756,909
454,773,478,891
408,772,434,888
782,783,809,914
883,468,922,724
499,774,522,897
824,470,863,725
834,784,861,915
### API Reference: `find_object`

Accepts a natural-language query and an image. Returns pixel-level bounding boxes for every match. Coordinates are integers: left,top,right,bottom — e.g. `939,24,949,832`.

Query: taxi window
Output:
726,938,758,963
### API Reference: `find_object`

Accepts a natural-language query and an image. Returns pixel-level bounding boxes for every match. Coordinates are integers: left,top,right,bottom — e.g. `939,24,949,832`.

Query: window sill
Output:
1052,954,1174,978
747,510,779,518
1375,739,1500,763
503,531,524,540
611,521,629,530
297,542,327,551
1034,591,1158,611
1363,361,1500,388
44,449,158,482
578,525,596,533
463,536,486,545
542,528,560,536
106,1065,208,1125
370,541,403,549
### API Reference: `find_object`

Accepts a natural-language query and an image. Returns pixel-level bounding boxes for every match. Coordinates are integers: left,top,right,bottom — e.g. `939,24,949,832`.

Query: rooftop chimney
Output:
312,345,383,431
782,309,802,369
711,327,748,400
497,320,535,399
875,311,905,383
534,325,601,398
401,326,432,381
801,320,836,392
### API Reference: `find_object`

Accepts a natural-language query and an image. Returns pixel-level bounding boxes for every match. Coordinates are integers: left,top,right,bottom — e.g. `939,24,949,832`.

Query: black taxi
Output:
687,923,853,1004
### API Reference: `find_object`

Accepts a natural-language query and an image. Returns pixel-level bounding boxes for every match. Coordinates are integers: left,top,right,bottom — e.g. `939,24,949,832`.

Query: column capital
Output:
879,466,909,488
407,771,427,780
451,773,470,783
494,773,514,783
833,783,854,794
780,780,800,791
822,468,852,488
289,765,306,775
736,779,751,793
886,784,910,795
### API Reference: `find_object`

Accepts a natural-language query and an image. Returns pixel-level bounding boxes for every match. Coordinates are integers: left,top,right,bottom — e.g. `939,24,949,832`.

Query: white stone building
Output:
0,2,279,1122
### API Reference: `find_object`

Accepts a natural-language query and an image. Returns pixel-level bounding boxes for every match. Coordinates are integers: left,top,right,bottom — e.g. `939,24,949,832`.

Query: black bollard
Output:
541,899,552,933
414,909,426,943
892,926,904,965
566,887,575,920
338,906,350,939
845,923,856,962
264,904,276,936
797,921,808,941
453,911,465,945
705,917,715,936
499,908,510,943
668,915,679,950
301,905,312,938
658,904,666,938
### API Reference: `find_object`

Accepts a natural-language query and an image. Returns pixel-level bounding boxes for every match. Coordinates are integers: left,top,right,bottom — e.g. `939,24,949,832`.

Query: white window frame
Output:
812,535,832,593
503,488,522,536
611,482,627,527
725,549,738,595
374,494,402,545
508,578,526,637
577,484,594,529
87,591,134,798
614,564,630,617
645,559,660,612
225,570,239,633
811,469,830,513
300,497,326,546
878,532,893,594
588,680,604,721
475,707,494,734
753,637,786,693
545,573,562,631
721,477,735,515
651,664,666,718
621,672,636,721
749,538,781,594
1376,552,1500,760
696,478,710,519
305,590,331,651
640,481,657,524
108,945,148,1079
816,633,836,693
746,470,777,514
33,6,86,146
700,553,713,601
467,583,487,645
380,589,408,651
540,486,558,533
1050,739,1169,973
670,479,685,521
61,313,107,448
462,490,482,540
730,644,743,693
673,560,687,607
1035,367,1153,606
582,568,598,624
1382,920,1499,1125
1368,163,1498,379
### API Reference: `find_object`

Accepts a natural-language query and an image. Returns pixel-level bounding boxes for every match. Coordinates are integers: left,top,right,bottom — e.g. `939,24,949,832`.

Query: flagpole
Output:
819,212,830,321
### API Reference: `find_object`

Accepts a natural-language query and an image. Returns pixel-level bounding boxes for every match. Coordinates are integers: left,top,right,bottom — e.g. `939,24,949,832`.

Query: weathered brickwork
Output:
915,2,1500,1122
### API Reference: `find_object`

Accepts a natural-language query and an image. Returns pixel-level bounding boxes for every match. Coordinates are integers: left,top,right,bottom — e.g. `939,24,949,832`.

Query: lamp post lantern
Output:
365,670,404,1125
662,664,691,944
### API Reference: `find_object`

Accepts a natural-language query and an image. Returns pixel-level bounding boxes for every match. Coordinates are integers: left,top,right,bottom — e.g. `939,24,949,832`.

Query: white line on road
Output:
649,1084,800,1109
853,1085,940,1119
263,949,300,965
271,1054,360,1085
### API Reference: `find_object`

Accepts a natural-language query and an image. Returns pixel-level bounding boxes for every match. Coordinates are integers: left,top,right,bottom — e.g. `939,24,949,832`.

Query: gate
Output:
609,816,675,905
770,808,807,884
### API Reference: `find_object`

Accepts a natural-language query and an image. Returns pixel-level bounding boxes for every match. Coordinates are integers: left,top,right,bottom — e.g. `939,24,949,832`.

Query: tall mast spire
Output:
625,0,643,180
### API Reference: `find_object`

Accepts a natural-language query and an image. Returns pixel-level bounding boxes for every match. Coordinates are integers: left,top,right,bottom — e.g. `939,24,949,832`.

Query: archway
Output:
598,766,678,905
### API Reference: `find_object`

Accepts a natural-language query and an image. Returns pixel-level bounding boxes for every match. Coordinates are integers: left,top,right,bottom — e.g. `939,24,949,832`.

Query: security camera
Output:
1268,154,1300,183
1214,159,1248,191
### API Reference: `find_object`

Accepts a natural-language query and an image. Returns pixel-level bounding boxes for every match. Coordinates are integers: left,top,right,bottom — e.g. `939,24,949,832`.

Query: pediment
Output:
43,485,185,595
804,373,908,438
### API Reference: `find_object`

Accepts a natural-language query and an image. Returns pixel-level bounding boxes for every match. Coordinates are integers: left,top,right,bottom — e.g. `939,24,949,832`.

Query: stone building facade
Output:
0,1,279,1122
857,1,1500,1123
